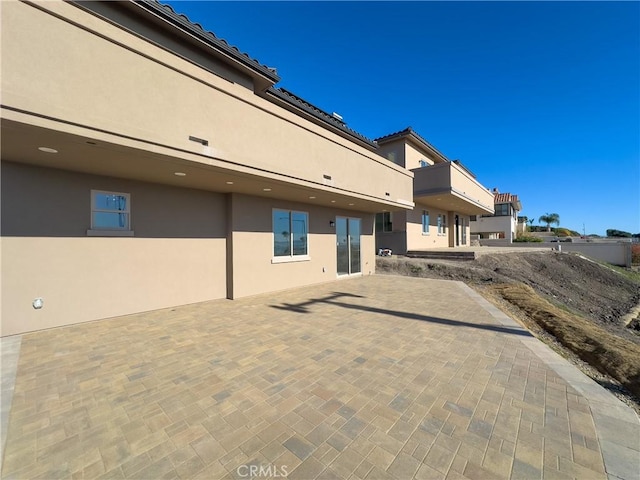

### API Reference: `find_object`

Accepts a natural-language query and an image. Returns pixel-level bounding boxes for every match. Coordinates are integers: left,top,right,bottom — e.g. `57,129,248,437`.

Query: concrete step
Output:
405,250,477,261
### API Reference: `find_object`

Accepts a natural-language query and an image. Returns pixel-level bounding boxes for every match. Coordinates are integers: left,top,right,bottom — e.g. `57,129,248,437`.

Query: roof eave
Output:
376,128,449,163
129,1,280,87
263,88,378,150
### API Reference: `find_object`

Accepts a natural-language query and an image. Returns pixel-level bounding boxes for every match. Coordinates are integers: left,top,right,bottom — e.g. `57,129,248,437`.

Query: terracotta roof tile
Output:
494,193,518,204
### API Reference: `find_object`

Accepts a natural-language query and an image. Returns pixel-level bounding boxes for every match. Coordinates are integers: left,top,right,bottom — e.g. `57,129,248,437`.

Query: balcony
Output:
412,162,494,215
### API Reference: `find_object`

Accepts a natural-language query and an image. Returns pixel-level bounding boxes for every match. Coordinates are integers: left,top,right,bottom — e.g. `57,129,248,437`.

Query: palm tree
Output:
538,213,560,232
527,218,535,232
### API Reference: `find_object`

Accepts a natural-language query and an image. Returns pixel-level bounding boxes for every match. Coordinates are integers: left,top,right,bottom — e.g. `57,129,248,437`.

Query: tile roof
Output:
374,127,450,162
494,193,519,204
135,1,376,149
266,87,377,148
138,0,280,83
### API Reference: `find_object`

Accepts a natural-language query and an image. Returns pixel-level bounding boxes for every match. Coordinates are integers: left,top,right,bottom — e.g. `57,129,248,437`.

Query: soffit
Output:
1,119,397,213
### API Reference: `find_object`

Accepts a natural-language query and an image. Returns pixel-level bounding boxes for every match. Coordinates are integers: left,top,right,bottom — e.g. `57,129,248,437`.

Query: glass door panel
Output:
349,218,361,274
462,218,467,245
336,217,349,275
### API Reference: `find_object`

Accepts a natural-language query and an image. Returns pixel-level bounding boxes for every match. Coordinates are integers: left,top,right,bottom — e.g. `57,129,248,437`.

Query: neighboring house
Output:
470,190,523,241
0,0,414,336
374,128,494,254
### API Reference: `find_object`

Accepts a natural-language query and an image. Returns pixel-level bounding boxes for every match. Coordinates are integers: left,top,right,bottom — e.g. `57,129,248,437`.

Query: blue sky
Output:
166,1,639,236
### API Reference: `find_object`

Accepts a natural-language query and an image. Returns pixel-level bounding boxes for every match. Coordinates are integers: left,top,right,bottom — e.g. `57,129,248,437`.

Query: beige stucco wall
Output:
1,1,413,207
449,165,494,211
1,237,226,337
228,194,375,298
470,215,517,240
1,163,227,336
413,162,493,214
556,244,632,268
377,139,442,170
405,207,451,250
375,208,472,253
405,143,437,169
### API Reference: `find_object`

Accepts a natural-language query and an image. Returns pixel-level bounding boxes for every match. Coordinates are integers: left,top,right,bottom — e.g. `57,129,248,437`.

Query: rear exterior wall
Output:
1,162,227,336
229,193,375,299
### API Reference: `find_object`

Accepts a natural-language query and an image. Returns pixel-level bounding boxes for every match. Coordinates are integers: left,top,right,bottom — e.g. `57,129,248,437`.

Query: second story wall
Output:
1,1,413,208
376,143,405,168
404,143,439,169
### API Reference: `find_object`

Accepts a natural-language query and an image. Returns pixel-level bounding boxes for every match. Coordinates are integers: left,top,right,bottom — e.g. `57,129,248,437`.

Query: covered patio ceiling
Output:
1,118,402,214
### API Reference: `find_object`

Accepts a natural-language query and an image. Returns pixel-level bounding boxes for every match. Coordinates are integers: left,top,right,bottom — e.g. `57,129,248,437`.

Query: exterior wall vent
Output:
189,135,209,146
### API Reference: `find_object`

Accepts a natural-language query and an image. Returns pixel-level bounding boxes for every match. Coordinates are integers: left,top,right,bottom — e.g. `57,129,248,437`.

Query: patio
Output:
1,275,638,479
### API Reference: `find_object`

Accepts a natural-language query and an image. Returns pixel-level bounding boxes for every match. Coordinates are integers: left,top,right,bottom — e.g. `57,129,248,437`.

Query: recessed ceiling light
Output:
38,147,58,154
174,172,186,176
331,200,336,203
309,196,316,199
226,181,234,185
263,188,272,192
349,203,354,206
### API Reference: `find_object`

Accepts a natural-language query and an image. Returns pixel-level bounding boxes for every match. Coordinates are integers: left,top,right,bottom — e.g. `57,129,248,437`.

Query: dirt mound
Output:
377,252,640,344
490,283,640,398
476,253,639,326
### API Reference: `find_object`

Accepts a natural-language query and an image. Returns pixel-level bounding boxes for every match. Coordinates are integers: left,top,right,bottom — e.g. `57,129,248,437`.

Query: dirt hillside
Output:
377,251,640,343
377,251,640,406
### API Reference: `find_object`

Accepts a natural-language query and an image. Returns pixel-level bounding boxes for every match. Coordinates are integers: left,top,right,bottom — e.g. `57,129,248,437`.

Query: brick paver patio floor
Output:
1,275,638,479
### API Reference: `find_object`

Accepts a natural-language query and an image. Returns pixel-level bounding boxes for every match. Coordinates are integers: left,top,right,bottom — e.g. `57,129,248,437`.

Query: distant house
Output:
374,128,494,254
470,190,523,241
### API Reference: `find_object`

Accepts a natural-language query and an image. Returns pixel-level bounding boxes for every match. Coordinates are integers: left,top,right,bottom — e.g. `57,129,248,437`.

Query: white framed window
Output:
422,210,430,234
494,203,510,216
437,214,446,235
272,209,309,262
375,212,392,233
87,190,133,236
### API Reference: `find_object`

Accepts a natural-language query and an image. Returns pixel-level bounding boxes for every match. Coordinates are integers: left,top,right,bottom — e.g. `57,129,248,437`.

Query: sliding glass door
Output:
336,217,361,276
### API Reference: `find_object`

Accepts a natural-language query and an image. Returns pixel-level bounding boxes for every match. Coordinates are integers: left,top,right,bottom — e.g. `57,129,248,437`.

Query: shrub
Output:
514,235,543,243
607,229,632,238
632,244,640,266
409,265,423,274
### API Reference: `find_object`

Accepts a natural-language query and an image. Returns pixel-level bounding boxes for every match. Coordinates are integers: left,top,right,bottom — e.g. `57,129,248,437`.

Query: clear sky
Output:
165,1,639,236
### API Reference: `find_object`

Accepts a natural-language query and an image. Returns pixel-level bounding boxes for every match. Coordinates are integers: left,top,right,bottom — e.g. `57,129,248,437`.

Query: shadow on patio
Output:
270,291,533,337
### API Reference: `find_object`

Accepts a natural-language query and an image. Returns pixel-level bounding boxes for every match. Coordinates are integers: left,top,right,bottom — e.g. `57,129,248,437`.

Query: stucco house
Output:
374,128,494,254
0,0,415,336
470,190,523,241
